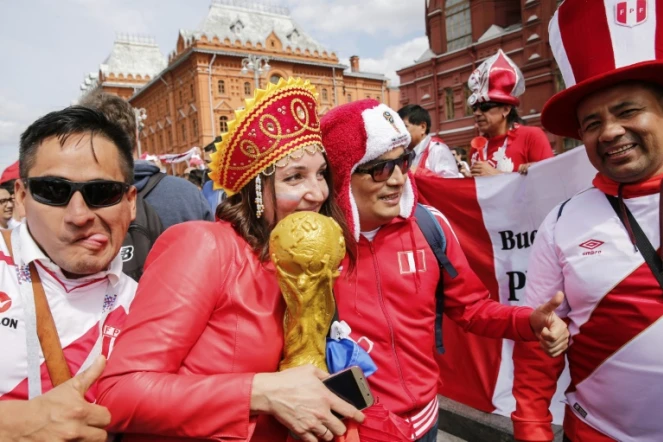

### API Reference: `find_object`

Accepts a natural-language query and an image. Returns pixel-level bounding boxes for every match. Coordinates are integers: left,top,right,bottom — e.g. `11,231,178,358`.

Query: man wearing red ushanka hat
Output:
467,49,554,176
320,99,570,442
512,1,663,441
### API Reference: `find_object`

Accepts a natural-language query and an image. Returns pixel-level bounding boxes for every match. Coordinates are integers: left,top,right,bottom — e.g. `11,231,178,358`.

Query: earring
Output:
255,174,264,219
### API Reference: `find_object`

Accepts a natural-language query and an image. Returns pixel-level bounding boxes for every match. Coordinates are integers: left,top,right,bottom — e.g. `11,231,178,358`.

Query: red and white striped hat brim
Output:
542,0,663,138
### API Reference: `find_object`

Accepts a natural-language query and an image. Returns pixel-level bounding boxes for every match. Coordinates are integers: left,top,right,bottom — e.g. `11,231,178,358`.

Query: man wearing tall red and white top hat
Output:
467,49,553,176
512,1,663,441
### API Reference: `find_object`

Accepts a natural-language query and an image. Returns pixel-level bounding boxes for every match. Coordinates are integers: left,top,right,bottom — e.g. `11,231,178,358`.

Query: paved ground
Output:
437,430,467,442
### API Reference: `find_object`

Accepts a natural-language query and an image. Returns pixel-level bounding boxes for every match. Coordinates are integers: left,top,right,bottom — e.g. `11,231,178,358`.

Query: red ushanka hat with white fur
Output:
542,0,663,139
321,99,416,241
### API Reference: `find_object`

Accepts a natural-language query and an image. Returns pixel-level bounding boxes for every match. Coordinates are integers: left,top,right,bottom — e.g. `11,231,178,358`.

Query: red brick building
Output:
397,0,578,154
80,1,400,161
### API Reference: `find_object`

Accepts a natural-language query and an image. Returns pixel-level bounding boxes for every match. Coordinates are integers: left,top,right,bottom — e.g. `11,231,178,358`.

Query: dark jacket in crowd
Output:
134,160,213,230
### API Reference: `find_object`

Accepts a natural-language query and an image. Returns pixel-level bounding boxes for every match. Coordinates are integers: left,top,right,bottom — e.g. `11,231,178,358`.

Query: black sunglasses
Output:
355,150,416,182
471,101,502,113
26,177,130,208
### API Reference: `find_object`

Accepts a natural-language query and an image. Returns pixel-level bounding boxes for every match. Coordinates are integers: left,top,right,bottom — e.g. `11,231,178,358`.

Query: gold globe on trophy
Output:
269,211,346,372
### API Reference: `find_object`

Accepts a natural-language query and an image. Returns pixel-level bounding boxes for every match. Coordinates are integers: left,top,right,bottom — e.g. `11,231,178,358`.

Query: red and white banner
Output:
415,147,596,423
142,147,201,164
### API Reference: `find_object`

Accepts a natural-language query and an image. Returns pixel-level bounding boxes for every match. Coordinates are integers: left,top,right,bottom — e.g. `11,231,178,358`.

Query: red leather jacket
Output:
97,221,288,442
335,210,536,427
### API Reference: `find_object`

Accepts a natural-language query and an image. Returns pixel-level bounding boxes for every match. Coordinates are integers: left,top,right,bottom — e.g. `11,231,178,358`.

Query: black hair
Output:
19,106,134,184
187,169,205,187
506,106,527,127
1,180,15,195
204,136,222,153
398,105,431,134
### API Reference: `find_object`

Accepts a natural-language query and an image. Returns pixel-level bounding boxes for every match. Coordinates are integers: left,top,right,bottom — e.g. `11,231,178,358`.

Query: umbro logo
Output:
580,239,604,256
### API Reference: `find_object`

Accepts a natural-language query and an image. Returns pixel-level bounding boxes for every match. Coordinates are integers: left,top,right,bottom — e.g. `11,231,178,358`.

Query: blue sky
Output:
0,0,429,172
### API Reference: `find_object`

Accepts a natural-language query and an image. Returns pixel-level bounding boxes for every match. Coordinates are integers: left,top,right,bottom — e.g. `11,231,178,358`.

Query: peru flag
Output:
414,147,596,422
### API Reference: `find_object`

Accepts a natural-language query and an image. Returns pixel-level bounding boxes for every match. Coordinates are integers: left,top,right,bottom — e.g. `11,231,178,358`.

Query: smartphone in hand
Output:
323,366,374,417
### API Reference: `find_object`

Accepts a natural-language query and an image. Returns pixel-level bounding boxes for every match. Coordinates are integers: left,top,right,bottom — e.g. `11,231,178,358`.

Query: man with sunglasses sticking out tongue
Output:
512,1,663,441
321,100,570,442
468,49,553,176
0,106,138,441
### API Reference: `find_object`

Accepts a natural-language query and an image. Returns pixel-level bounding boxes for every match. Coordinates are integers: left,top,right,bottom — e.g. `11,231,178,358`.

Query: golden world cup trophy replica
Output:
270,212,346,372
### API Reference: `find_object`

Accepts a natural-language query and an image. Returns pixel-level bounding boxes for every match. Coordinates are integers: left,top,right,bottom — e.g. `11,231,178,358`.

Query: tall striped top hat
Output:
208,77,322,195
542,0,663,138
467,49,525,107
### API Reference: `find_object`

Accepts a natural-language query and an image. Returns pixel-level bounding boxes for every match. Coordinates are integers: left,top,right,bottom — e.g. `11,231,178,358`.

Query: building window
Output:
322,88,328,101
218,80,225,94
445,88,455,120
192,118,198,138
366,95,371,99
181,123,187,142
179,90,183,105
167,130,173,145
244,82,251,96
219,116,229,133
347,94,352,103
158,134,163,152
270,75,282,84
463,84,473,116
445,0,472,51
190,84,194,99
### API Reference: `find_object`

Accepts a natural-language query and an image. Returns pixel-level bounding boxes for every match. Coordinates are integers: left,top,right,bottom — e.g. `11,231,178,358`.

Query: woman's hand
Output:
251,365,365,442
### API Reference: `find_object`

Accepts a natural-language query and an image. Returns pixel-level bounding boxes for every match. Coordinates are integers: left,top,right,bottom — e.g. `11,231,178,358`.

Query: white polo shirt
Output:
0,223,137,401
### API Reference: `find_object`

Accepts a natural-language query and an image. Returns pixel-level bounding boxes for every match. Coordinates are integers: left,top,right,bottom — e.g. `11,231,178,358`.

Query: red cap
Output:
0,161,19,184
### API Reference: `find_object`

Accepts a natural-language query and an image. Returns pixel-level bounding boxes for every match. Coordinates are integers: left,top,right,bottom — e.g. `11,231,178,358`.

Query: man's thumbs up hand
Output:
24,356,111,441
69,354,106,397
529,291,570,357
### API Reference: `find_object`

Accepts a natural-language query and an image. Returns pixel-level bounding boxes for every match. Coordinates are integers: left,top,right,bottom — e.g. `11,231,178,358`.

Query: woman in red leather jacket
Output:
96,78,364,442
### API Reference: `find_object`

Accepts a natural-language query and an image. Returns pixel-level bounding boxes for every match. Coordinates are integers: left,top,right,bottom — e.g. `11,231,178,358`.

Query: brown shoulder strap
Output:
1,229,13,258
28,264,72,387
2,228,72,386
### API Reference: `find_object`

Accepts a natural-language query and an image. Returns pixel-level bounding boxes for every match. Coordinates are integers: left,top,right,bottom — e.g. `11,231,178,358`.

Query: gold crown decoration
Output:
208,77,322,196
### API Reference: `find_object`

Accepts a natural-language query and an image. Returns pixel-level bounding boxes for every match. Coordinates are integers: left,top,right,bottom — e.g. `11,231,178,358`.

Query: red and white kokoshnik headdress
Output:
208,77,323,196
467,49,525,107
542,0,663,138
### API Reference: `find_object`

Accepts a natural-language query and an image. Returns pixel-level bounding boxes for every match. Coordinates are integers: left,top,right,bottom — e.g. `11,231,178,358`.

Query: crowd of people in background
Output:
3,1,663,442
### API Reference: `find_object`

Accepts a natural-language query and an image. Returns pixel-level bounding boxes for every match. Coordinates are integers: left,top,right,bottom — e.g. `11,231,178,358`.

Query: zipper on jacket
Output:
367,241,419,415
